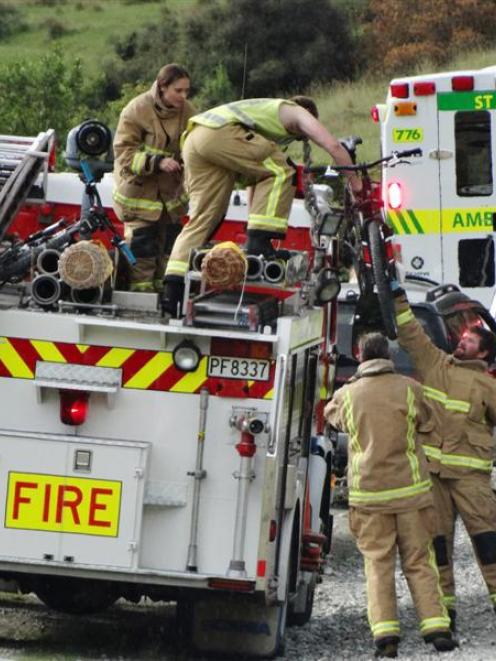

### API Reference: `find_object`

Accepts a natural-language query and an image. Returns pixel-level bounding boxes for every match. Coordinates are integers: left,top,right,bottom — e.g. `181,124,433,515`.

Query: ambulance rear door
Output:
382,79,443,284
437,72,496,308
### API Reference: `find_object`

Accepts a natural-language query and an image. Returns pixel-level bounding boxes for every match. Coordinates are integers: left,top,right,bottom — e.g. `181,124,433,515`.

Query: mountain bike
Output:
304,139,422,339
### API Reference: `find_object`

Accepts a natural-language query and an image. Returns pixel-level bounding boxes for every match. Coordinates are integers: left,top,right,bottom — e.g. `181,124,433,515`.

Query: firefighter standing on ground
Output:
325,332,456,658
162,96,362,314
113,64,196,292
393,284,496,631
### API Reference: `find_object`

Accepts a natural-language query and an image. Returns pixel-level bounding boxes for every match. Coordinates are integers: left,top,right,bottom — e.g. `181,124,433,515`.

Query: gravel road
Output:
0,507,494,660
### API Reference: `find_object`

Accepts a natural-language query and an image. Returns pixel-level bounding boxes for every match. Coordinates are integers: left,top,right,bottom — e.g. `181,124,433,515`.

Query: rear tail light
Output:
370,105,380,123
387,182,403,210
384,238,395,261
294,164,306,199
59,390,89,426
390,83,409,98
452,75,474,91
413,81,436,95
362,244,372,265
48,139,57,171
208,578,255,592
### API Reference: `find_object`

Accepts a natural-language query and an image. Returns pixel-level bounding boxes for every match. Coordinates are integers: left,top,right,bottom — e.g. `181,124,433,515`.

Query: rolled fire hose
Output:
201,241,247,289
58,240,113,290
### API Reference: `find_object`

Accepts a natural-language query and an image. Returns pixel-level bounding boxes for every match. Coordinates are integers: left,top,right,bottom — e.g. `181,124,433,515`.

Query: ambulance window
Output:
455,111,493,196
458,237,495,287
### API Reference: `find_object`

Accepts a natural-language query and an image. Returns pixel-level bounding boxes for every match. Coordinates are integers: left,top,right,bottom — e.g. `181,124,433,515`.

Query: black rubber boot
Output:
374,636,399,658
245,233,276,258
161,280,184,317
448,608,457,633
424,630,458,652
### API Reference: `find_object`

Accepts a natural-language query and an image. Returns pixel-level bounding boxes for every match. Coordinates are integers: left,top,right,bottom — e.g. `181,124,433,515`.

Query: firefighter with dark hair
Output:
392,283,496,634
325,332,456,658
113,63,196,292
161,96,362,315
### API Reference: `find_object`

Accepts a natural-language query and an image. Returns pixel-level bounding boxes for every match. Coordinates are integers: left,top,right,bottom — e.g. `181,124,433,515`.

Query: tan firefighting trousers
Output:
165,123,295,279
431,473,496,611
124,210,180,292
349,506,450,641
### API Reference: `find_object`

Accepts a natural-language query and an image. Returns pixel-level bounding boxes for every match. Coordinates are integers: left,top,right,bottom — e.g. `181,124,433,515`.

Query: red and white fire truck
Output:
0,128,337,658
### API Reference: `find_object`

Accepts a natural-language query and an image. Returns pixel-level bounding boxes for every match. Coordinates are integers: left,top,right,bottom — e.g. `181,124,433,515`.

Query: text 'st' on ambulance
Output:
375,65,496,308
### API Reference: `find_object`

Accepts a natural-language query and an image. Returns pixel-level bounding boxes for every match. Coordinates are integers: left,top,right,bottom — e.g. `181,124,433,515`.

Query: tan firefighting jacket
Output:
324,358,434,512
395,293,496,478
113,82,195,222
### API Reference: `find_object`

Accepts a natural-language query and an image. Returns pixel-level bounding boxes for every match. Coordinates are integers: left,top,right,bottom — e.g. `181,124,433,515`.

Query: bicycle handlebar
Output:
305,148,422,175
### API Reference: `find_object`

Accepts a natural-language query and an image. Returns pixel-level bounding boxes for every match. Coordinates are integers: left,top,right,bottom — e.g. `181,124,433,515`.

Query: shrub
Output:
0,2,28,39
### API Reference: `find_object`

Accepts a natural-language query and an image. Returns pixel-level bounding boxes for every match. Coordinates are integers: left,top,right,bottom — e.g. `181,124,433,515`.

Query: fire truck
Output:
375,64,496,308
0,126,336,658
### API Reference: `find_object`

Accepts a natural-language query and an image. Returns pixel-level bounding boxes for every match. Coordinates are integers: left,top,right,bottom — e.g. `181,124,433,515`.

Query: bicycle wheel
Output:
368,220,397,339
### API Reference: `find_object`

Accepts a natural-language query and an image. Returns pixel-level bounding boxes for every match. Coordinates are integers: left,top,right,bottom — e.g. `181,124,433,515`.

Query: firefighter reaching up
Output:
113,64,196,293
161,96,362,316
325,332,456,658
392,281,496,634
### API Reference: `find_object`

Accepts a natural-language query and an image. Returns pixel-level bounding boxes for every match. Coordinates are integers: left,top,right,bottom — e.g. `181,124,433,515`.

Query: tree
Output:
0,48,86,141
364,0,496,74
184,0,358,98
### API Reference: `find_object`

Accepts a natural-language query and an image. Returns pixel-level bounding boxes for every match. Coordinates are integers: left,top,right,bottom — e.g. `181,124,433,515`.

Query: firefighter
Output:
392,283,496,633
113,63,196,292
325,332,456,658
161,96,362,315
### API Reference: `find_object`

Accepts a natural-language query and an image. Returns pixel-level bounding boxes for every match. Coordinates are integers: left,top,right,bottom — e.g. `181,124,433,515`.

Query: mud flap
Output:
190,595,286,658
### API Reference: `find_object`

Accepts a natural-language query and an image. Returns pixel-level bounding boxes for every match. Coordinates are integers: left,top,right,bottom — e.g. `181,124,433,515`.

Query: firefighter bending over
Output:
393,282,496,633
325,332,456,658
113,64,196,293
162,96,362,315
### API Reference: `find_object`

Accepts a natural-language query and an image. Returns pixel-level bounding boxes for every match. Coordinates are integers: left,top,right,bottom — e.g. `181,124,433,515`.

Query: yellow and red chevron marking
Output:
0,337,274,399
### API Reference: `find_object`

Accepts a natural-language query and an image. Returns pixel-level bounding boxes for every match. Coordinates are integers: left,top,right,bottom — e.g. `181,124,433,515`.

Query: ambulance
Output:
0,128,335,658
376,65,496,308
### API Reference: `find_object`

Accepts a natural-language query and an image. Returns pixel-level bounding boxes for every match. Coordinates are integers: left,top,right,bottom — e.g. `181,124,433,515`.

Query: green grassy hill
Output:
0,0,194,76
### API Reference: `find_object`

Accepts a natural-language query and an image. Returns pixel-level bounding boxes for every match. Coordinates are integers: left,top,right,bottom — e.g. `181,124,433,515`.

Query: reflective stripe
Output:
445,398,470,413
165,259,189,277
349,479,432,504
442,594,456,607
440,453,492,472
420,616,450,633
427,541,449,619
423,385,446,404
143,145,173,157
131,152,146,175
422,385,470,414
371,620,401,636
422,444,442,461
406,386,421,484
490,592,496,604
113,190,163,212
344,391,361,491
262,156,288,220
396,309,414,326
129,282,155,292
166,193,188,213
247,214,288,233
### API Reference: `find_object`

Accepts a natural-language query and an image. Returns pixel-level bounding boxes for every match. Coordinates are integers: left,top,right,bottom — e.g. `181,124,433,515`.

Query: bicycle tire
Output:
368,220,397,339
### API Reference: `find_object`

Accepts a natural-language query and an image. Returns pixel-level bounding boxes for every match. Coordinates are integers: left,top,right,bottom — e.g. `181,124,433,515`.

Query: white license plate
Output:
208,356,271,381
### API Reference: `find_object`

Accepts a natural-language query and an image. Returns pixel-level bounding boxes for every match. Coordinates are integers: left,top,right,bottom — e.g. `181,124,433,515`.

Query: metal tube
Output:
246,254,264,280
31,274,61,308
70,286,103,305
186,387,209,571
36,248,60,275
227,431,256,578
263,259,285,283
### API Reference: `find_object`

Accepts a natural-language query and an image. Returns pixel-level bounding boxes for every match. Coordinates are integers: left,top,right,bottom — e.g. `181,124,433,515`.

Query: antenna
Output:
241,42,248,99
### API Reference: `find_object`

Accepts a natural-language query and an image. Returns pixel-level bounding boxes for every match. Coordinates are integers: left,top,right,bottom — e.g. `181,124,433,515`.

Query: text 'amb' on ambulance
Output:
375,65,496,308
